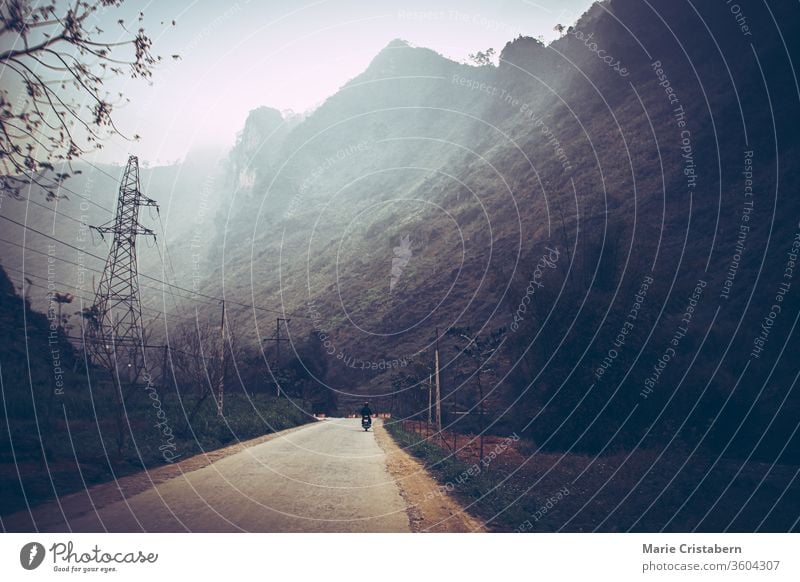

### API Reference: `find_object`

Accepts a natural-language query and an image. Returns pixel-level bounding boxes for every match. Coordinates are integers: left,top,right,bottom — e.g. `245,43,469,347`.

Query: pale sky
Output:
83,0,595,165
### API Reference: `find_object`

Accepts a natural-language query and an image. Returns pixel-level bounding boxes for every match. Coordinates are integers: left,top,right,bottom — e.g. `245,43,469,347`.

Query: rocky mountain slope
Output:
5,0,799,460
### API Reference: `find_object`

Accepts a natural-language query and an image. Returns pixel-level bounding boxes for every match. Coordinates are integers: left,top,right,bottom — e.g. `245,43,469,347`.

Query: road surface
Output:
34,418,413,532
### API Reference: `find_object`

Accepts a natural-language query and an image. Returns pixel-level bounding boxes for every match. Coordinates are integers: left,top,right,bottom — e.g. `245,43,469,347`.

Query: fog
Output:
66,0,592,165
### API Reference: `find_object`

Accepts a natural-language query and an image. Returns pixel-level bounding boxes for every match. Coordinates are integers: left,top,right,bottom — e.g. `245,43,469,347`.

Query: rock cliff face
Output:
5,1,799,458
192,0,800,457
230,107,288,192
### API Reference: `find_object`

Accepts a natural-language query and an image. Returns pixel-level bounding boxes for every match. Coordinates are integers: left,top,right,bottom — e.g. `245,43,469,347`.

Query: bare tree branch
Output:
0,0,170,200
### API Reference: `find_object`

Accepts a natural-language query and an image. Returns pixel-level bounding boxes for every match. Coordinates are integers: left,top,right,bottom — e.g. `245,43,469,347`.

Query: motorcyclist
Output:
360,402,372,419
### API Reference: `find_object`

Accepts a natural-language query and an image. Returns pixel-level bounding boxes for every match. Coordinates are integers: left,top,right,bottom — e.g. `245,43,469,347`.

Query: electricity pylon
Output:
87,155,157,382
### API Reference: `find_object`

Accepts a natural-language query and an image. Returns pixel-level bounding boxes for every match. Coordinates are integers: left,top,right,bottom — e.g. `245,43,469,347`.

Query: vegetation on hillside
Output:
195,0,800,465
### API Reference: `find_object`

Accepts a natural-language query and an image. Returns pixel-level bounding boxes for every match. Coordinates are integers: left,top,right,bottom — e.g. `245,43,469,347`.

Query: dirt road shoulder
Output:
374,420,485,533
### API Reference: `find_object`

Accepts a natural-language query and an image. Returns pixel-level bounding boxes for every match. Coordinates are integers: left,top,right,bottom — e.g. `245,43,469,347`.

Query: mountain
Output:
4,0,800,461
192,0,800,461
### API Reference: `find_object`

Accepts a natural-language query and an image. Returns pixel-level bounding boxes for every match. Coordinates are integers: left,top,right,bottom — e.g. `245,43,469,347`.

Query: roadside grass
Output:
385,420,541,531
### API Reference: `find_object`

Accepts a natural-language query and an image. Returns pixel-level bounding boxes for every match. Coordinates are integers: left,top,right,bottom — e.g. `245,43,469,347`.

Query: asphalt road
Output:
54,418,411,532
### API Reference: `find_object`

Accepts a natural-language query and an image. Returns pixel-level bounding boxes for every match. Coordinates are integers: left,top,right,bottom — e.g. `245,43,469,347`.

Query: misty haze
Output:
1,0,799,538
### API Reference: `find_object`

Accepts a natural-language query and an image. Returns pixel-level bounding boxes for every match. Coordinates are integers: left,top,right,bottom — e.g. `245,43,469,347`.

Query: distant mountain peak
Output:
359,38,451,81
498,35,549,71
384,38,411,49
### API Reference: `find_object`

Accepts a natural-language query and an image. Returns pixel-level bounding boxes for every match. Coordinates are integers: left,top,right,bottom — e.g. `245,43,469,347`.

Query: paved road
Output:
51,418,411,532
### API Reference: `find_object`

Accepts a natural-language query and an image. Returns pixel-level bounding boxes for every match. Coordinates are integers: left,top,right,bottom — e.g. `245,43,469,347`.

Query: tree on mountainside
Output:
468,47,495,66
447,327,506,460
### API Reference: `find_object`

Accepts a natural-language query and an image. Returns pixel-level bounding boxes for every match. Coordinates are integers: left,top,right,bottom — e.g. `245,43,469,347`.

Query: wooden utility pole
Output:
428,374,433,424
427,373,433,439
452,389,458,450
263,318,291,396
218,300,226,416
276,318,291,367
434,326,442,441
162,344,169,388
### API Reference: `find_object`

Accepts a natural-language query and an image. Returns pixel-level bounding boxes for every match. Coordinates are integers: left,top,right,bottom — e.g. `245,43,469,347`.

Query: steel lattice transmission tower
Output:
87,155,157,380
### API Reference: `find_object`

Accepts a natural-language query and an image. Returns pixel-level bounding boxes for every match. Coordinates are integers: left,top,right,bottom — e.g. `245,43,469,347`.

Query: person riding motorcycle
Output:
360,402,373,430
360,402,372,419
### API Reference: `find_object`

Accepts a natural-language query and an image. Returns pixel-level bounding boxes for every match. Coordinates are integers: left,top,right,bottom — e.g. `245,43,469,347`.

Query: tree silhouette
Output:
0,0,170,199
447,326,506,460
468,48,495,67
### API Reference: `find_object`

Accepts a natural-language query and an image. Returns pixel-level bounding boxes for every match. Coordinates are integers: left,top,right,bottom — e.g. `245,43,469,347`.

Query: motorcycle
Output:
361,415,372,431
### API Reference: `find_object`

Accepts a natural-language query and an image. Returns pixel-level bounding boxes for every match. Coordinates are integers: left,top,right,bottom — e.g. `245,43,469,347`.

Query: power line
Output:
6,275,180,322
78,158,123,183
21,159,119,214
0,233,219,316
153,234,188,320
20,196,90,228
11,159,126,218
0,235,196,320
2,264,183,320
0,214,316,320
0,234,105,270
26,329,222,362
0,297,225,370
6,274,93,305
0,214,106,261
49,177,116,215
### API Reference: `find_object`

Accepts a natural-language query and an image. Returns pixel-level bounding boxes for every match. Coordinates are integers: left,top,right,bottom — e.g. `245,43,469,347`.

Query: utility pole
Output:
276,318,290,368
262,317,291,396
452,388,458,451
428,374,433,424
218,300,226,416
427,373,433,439
87,155,157,382
161,344,169,388
434,326,442,441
